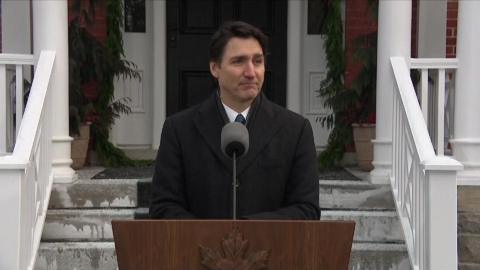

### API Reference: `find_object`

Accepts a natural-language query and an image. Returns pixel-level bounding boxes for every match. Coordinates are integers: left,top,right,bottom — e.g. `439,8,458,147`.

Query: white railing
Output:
0,54,35,155
390,57,462,270
410,58,458,155
0,51,55,270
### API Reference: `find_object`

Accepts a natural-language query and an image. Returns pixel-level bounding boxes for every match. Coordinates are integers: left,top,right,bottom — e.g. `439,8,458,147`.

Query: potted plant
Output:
68,18,93,169
350,30,377,171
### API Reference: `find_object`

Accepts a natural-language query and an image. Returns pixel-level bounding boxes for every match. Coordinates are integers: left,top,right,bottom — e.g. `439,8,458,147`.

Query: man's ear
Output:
209,61,219,78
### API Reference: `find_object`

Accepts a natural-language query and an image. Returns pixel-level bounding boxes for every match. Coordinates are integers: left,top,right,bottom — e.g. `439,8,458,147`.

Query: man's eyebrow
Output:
230,53,264,59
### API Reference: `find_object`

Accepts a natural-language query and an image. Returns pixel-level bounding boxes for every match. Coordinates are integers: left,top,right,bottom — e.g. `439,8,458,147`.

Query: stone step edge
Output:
51,179,386,190
45,208,401,225
133,207,399,216
72,179,377,184
47,208,137,215
139,178,384,187
39,241,407,251
319,180,388,186
51,178,388,190
46,208,401,219
56,178,141,185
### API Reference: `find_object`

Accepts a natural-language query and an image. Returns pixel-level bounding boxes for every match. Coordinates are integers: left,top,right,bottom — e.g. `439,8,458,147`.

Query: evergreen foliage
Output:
92,0,141,166
69,0,143,166
318,0,378,168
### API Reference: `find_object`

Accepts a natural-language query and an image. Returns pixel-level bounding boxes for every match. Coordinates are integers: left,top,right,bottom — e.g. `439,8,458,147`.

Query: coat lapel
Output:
237,95,282,176
193,94,233,172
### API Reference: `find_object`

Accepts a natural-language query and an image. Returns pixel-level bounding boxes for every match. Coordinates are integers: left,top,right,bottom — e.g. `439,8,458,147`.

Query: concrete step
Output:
36,242,117,270
322,210,404,243
350,243,411,270
48,179,139,209
35,242,410,270
42,209,135,242
136,179,395,210
134,208,403,244
319,180,395,210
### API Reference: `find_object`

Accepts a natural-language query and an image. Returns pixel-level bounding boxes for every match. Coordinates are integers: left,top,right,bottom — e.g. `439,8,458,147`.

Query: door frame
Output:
151,0,303,149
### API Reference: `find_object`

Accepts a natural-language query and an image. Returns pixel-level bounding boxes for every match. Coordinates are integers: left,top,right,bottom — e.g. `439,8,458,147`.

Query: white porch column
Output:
32,1,75,183
451,0,480,184
371,0,411,184
152,0,167,150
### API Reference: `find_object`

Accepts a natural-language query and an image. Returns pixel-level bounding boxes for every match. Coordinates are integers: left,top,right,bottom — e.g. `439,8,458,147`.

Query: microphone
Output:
221,122,249,158
221,122,249,220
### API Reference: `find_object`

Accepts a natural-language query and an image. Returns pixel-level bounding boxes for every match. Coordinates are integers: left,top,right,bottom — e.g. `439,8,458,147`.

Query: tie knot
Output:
234,114,246,125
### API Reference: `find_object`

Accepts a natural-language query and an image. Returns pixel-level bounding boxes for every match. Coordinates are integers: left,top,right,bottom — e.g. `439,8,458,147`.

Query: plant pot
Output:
83,80,99,101
352,123,375,171
71,123,91,169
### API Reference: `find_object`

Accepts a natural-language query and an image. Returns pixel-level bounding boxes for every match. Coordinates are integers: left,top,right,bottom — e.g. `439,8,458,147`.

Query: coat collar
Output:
193,92,282,176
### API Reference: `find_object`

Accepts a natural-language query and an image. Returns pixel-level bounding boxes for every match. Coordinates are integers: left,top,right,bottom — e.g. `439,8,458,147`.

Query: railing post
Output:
420,69,429,123
436,69,445,156
0,168,23,269
0,64,7,155
424,157,462,270
15,65,24,137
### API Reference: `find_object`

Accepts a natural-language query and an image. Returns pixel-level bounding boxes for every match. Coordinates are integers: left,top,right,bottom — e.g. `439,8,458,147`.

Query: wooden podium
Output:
112,220,355,270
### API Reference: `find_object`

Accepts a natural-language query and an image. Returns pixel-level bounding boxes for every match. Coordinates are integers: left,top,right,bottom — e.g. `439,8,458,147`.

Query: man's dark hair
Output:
209,21,268,63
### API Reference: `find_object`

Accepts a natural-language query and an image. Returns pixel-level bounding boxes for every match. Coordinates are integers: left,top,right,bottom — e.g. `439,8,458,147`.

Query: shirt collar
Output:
222,103,250,123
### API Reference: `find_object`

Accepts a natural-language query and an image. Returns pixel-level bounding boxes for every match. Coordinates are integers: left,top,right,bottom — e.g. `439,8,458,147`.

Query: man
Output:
150,21,320,220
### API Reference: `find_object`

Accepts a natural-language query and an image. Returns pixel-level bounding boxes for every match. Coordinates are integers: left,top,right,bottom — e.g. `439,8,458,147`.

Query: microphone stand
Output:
232,151,238,220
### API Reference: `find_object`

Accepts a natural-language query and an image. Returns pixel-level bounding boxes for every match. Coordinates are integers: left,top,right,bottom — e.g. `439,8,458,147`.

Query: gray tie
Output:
234,114,246,125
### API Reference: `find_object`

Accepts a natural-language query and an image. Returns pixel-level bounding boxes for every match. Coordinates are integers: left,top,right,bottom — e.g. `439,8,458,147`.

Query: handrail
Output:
0,53,35,65
390,57,462,270
410,58,459,69
409,58,458,155
13,52,54,160
0,51,56,270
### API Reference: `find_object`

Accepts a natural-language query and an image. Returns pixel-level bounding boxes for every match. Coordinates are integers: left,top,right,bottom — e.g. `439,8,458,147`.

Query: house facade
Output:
3,0,476,184
1,0,480,269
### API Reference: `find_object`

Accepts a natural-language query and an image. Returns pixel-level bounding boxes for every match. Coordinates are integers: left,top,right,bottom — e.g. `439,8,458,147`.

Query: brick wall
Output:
68,0,107,43
344,0,377,87
446,0,458,58
345,0,457,63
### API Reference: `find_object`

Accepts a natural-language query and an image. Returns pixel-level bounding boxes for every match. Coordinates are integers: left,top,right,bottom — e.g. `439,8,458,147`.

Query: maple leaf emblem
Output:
199,228,271,270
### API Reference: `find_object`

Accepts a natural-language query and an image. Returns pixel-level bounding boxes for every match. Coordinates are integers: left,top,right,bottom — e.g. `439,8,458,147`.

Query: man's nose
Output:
243,62,255,77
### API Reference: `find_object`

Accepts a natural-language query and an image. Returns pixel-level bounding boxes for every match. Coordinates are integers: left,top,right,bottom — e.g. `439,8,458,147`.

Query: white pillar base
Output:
370,139,391,184
52,165,77,183
451,139,480,184
52,136,75,183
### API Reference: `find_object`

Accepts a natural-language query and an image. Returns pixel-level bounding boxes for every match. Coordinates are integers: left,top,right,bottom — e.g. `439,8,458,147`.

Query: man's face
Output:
210,37,265,109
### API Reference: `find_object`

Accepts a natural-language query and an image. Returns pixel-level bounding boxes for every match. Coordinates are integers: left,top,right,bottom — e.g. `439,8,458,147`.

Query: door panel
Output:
167,0,287,116
112,0,153,148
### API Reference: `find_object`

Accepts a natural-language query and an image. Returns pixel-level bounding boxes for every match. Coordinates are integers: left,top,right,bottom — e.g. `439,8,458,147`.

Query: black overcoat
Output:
150,93,320,219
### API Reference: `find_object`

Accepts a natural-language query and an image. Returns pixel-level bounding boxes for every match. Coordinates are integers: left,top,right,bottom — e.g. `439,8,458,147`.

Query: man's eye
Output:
232,59,243,64
254,58,264,65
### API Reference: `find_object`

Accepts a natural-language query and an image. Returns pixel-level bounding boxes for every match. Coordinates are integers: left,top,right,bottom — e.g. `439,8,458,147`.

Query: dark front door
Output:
166,0,287,116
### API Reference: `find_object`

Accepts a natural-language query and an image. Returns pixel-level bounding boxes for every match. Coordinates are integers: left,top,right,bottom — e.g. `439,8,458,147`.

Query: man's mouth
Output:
239,82,257,87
